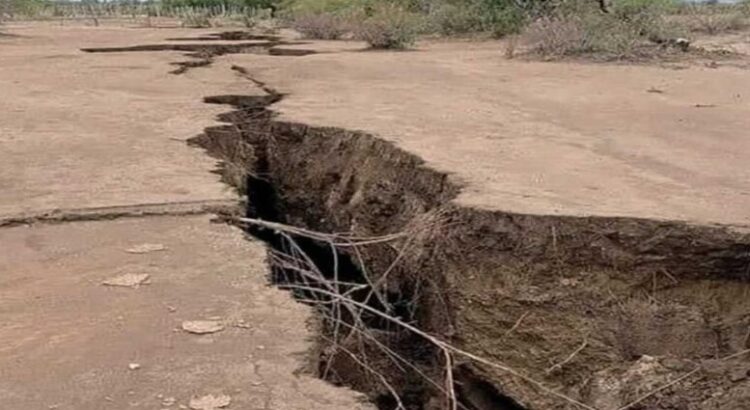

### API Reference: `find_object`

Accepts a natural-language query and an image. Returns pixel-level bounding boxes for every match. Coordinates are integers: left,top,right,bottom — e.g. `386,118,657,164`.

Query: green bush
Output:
179,8,213,27
485,3,527,37
424,0,527,37
425,3,483,35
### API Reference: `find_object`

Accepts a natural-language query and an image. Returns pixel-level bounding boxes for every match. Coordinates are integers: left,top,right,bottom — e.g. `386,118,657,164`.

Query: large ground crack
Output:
82,32,316,74
191,64,750,410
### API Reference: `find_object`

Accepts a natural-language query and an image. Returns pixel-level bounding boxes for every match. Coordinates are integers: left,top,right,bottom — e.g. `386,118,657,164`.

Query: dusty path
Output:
0,23,369,410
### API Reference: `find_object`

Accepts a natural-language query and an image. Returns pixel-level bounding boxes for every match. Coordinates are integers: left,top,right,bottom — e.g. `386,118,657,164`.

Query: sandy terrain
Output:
0,24,246,215
0,23,369,410
0,215,368,410
234,40,750,227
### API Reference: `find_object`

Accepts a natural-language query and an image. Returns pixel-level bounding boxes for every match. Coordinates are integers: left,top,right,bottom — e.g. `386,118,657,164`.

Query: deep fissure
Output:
242,174,445,409
214,98,463,410
238,140,525,410
189,64,750,410
192,83,530,409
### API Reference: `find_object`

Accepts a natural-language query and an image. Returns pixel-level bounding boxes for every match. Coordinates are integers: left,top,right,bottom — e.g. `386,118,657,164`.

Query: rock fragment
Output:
181,320,224,335
102,273,150,288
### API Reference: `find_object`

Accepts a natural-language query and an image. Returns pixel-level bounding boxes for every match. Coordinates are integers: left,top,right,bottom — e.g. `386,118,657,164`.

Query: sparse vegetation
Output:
278,0,532,47
520,0,682,59
4,0,750,55
681,2,748,34
277,0,750,53
0,0,278,29
291,12,350,39
423,0,527,37
353,3,419,48
178,7,213,27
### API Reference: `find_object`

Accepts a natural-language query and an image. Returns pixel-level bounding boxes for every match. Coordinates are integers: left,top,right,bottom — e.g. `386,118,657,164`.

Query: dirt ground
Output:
0,23,370,410
0,215,369,410
0,23,246,215
234,39,750,228
1,19,749,410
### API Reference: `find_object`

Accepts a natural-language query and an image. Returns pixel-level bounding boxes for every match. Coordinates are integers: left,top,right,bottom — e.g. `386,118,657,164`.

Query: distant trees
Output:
162,0,279,10
1,0,16,22
1,0,39,22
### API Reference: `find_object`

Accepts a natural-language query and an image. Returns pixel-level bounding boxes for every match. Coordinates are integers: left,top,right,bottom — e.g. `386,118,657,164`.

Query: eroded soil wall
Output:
192,78,750,410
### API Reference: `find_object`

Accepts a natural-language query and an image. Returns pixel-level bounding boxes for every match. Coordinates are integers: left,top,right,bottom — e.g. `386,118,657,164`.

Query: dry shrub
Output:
353,4,419,49
521,0,688,60
522,16,588,57
683,4,748,35
522,14,643,59
292,13,350,39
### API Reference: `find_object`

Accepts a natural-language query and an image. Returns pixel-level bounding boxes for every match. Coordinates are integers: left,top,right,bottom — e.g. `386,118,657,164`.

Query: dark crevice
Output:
193,88,456,410
170,58,212,74
455,367,526,410
167,31,282,42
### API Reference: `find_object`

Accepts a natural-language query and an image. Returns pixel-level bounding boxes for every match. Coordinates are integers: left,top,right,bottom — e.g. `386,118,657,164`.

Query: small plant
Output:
354,4,419,49
291,12,350,39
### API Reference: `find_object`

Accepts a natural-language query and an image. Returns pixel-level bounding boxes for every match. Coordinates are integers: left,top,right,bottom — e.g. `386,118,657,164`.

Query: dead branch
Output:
502,311,530,339
546,338,588,375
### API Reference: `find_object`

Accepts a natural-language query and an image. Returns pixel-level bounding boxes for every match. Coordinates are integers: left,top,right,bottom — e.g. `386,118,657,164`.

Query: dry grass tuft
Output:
291,13,351,39
353,4,420,49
